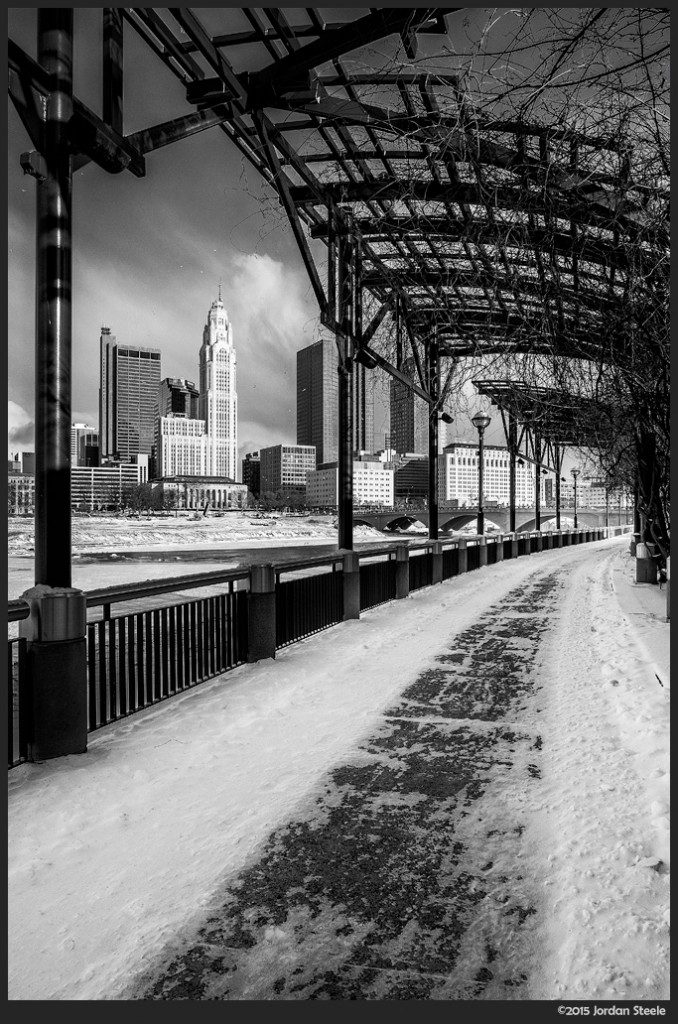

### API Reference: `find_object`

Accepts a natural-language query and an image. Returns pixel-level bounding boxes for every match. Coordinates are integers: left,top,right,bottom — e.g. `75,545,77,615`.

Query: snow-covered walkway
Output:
8,536,670,1001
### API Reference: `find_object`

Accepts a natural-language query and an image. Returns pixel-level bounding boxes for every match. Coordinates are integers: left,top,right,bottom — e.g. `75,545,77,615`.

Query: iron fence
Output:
275,570,343,648
87,587,248,731
409,551,433,591
8,526,628,768
442,546,459,579
359,557,397,611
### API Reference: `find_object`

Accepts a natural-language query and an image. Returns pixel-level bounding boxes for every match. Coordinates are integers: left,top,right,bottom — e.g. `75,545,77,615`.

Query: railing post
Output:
342,551,360,620
247,565,276,662
19,588,87,760
495,535,504,562
478,537,488,568
458,537,468,574
395,546,410,599
431,541,444,584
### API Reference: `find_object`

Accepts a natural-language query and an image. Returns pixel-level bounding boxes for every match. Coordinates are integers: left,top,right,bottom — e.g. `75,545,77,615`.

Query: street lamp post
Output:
471,412,491,535
571,468,580,530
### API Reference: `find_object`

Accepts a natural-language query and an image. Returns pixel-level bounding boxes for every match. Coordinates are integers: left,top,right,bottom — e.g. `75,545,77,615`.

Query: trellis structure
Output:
471,379,622,532
9,8,668,579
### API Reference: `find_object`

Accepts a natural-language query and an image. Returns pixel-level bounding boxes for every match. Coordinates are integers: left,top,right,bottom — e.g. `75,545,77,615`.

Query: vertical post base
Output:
26,638,88,760
431,541,443,584
395,546,410,599
247,565,276,662
478,538,487,567
342,551,360,620
458,538,468,574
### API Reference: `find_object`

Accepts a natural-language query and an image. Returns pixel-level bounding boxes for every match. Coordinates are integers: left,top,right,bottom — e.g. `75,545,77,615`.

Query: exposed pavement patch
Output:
127,570,562,1000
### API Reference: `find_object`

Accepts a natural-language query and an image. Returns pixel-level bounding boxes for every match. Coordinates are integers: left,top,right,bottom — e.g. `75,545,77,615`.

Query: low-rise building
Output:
151,476,248,511
307,458,394,508
259,444,316,498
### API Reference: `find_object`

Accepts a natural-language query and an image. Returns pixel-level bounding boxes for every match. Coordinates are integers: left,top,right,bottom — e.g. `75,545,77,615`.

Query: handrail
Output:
8,600,30,622
85,566,250,609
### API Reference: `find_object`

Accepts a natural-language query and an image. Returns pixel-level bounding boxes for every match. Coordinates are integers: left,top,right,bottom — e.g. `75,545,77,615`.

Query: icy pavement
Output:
8,537,670,1001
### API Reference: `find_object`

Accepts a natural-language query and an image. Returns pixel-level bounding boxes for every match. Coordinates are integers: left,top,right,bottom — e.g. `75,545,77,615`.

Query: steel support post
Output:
336,230,354,551
508,413,517,534
427,330,439,541
555,446,562,531
534,430,541,532
35,9,74,587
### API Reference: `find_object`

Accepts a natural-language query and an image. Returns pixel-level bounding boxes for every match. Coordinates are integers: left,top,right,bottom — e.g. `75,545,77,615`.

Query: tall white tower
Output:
198,289,238,479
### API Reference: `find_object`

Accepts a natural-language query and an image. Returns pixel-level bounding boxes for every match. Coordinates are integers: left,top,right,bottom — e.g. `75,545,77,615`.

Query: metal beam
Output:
251,111,328,314
246,9,455,104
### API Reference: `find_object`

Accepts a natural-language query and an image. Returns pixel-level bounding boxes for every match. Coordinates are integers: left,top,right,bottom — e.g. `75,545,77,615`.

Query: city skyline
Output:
6,8,576,472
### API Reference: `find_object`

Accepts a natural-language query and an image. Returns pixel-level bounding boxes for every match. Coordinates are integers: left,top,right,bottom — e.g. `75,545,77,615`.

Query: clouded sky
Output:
8,8,402,463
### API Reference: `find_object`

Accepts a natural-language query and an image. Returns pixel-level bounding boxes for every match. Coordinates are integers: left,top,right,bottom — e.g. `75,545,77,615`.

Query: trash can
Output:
635,543,658,584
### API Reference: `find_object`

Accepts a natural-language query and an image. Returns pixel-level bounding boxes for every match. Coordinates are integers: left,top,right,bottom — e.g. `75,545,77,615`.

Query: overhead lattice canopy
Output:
10,7,667,380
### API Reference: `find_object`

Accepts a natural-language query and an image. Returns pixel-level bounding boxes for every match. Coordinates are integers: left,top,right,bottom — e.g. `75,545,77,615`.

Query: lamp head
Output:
439,412,454,424
471,412,491,433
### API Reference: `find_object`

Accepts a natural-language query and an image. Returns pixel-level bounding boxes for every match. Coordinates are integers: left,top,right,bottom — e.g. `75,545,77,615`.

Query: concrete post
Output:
458,537,468,574
342,550,361,620
665,557,670,622
247,564,276,662
555,530,562,548
19,588,87,760
534,533,543,553
431,541,444,584
478,537,488,568
495,535,504,562
511,533,519,559
395,545,410,599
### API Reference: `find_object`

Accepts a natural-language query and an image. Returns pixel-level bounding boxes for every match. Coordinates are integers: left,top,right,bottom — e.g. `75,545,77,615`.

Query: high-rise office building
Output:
241,451,261,498
259,444,316,497
156,377,206,478
389,357,429,455
99,327,161,463
199,292,238,479
71,423,98,466
297,337,374,464
158,377,200,420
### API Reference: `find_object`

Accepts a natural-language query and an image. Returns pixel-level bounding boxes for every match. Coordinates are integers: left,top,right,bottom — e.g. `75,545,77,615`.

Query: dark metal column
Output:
427,329,439,541
508,413,517,533
336,228,354,551
555,444,562,530
534,429,541,531
35,9,74,586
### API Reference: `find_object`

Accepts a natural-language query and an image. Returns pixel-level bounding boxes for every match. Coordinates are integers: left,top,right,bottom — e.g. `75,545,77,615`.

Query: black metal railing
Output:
360,556,397,611
86,587,248,731
467,542,480,571
276,569,343,648
8,526,629,768
409,550,433,591
8,601,30,769
442,546,459,579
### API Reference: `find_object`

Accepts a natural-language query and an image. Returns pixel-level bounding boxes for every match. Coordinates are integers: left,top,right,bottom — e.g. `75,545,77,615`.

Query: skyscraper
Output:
199,292,238,479
158,377,200,419
389,356,439,455
99,327,161,463
297,337,374,465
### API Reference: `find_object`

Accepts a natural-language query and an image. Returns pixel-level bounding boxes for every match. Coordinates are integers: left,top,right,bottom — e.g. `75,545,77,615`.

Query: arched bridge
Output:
354,507,631,534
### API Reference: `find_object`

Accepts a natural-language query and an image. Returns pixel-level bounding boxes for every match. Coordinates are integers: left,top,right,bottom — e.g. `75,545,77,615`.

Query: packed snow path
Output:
112,544,669,1002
